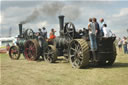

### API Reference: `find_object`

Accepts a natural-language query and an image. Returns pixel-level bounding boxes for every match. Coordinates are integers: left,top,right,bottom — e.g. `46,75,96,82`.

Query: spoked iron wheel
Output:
69,39,89,68
9,46,20,60
44,45,57,63
24,39,40,61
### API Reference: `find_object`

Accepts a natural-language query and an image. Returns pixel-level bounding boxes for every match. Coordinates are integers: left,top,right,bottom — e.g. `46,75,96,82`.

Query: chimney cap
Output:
58,15,65,18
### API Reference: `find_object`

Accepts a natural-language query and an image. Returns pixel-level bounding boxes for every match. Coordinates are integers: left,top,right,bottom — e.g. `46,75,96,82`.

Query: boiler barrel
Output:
54,37,68,48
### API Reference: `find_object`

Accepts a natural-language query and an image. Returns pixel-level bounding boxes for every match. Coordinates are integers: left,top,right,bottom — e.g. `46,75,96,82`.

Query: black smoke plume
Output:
20,2,81,24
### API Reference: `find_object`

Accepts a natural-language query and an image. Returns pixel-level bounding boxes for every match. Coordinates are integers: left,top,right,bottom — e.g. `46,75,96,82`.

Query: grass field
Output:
0,48,128,85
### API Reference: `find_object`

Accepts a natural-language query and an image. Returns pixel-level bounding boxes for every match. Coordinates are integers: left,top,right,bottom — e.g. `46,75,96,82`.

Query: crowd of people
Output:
88,17,114,61
37,27,56,40
118,37,128,54
36,27,56,47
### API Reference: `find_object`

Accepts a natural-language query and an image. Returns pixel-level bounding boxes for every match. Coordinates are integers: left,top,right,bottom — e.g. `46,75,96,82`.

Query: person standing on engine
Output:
93,18,100,37
100,18,105,36
42,27,47,39
102,24,113,37
38,28,44,47
38,28,43,37
88,18,97,62
50,28,56,39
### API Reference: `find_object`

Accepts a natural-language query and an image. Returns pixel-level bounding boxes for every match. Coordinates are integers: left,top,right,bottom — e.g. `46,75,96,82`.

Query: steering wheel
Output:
24,29,34,39
64,22,76,39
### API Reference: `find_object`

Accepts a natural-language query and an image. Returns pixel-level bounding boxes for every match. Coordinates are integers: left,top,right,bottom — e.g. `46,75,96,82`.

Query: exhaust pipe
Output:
19,24,22,36
58,15,64,36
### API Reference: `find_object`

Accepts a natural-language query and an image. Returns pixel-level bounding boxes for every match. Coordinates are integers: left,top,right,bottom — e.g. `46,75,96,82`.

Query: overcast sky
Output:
0,0,128,38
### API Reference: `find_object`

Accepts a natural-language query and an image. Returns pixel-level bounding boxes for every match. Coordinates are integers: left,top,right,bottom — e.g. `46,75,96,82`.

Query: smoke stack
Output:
58,15,64,35
19,24,22,36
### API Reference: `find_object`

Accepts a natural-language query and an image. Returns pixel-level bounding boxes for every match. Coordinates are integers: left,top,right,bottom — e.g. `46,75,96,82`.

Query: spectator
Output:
122,37,128,54
38,28,44,47
100,18,105,36
50,28,56,39
93,18,100,37
42,27,47,39
88,18,97,62
102,24,113,37
118,37,122,51
6,43,10,54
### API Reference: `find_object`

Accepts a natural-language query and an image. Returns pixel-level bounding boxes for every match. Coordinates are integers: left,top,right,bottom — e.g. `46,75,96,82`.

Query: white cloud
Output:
108,8,128,27
37,21,48,27
0,14,2,24
113,8,128,17
106,8,128,38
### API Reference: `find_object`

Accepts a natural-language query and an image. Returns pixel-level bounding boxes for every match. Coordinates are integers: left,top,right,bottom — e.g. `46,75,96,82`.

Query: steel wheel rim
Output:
9,46,20,59
69,41,84,68
24,41,36,60
44,47,54,63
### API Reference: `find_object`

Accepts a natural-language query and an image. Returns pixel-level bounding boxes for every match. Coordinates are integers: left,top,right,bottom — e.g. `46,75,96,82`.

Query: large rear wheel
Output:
105,44,117,66
69,39,89,68
9,46,20,60
98,44,117,66
24,39,40,61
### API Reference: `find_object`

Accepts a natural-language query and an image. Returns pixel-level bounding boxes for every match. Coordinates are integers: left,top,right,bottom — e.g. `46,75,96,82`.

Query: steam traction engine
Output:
9,15,117,69
9,24,42,60
43,16,117,68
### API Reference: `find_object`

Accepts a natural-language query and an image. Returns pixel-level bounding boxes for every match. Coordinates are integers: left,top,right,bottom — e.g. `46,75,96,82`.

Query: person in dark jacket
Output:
38,28,44,47
93,18,100,37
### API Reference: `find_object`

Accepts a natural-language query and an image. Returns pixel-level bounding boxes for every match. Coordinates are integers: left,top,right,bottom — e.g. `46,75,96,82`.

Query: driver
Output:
79,29,84,37
38,28,48,56
38,28,44,47
42,27,47,39
38,28,43,37
50,28,56,39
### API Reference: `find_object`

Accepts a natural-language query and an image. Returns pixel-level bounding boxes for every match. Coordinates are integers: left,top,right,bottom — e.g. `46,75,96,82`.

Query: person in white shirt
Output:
42,27,47,39
102,24,112,37
100,18,105,36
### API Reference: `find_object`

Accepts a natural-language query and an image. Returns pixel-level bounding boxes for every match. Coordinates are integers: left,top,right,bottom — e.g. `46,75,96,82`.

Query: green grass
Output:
0,48,128,85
